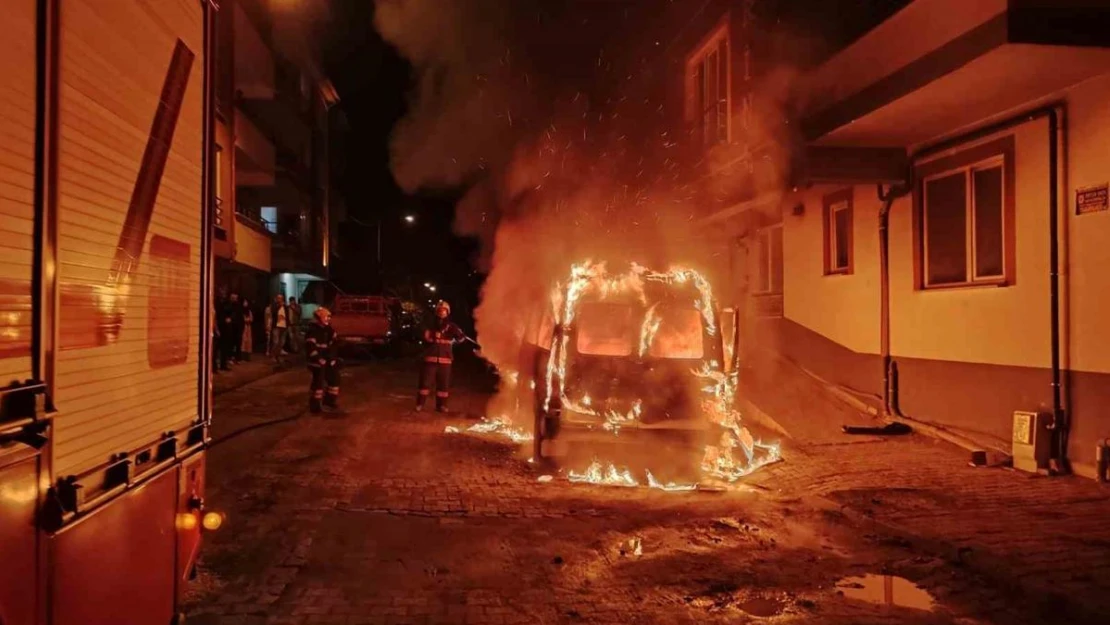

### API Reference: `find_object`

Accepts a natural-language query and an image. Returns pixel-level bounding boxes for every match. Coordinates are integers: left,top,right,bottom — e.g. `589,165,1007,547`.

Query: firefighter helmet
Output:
314,307,331,322
435,300,451,315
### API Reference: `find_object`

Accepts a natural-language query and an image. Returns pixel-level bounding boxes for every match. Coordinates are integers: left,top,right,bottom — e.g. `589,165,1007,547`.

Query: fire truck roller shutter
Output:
0,0,37,387
52,0,204,478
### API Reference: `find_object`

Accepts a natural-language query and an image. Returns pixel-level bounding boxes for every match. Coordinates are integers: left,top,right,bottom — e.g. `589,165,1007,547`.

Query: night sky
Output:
321,0,912,327
323,0,478,322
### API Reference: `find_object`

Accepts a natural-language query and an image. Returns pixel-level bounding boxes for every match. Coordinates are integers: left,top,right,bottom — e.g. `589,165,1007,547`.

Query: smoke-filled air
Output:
375,0,795,485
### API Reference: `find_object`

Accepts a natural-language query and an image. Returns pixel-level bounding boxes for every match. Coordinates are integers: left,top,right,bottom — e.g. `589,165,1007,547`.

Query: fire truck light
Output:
176,513,198,531
202,511,225,531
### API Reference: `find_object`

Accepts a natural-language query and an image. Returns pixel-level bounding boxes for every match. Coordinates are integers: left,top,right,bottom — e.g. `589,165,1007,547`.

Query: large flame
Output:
451,261,781,488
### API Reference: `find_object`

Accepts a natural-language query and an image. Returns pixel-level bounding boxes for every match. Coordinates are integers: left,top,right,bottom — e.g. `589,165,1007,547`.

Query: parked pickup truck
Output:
329,295,395,355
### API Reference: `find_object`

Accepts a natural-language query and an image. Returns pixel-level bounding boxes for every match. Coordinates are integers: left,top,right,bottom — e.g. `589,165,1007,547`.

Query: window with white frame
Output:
917,137,1013,289
823,189,853,275
753,224,783,295
686,23,729,149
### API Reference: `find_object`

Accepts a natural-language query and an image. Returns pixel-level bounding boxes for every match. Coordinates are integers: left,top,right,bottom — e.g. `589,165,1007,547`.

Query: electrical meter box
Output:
1012,411,1051,473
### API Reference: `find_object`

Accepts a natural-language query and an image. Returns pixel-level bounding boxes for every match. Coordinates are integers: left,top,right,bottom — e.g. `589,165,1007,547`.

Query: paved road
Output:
184,357,1108,625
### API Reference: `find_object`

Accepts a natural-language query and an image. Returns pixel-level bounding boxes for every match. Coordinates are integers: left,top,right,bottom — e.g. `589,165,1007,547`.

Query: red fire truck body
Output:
1,1,216,623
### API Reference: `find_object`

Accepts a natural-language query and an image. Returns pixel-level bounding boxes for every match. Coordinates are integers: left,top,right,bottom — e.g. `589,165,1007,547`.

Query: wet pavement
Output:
184,356,1110,625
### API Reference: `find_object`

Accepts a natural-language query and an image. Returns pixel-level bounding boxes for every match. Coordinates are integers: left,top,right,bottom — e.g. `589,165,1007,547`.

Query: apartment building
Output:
641,0,1110,477
212,0,341,310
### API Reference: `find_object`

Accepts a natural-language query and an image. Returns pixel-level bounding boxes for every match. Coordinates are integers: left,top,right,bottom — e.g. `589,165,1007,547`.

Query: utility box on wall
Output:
1012,411,1051,473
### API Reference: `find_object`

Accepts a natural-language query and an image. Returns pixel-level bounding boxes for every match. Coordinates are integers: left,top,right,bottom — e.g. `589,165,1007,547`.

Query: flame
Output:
692,363,782,481
567,460,639,487
449,260,781,490
545,262,780,483
444,415,534,443
638,303,661,357
566,460,700,492
601,399,642,434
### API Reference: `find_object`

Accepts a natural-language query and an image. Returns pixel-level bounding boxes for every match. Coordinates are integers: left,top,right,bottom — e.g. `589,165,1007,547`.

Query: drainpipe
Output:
877,183,911,417
906,104,1068,472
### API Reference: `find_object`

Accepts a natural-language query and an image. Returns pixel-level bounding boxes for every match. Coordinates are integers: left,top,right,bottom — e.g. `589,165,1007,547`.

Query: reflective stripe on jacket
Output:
305,322,338,366
422,322,462,363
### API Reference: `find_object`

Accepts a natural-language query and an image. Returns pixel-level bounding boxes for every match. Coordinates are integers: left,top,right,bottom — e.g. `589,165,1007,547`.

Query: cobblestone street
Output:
184,357,1110,625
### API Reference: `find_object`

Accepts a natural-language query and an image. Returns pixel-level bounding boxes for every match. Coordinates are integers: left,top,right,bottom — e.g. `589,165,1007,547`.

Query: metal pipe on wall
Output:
891,103,1068,472
877,183,910,417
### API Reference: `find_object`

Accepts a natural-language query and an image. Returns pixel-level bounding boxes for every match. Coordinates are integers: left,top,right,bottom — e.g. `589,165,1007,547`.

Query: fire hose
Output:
207,358,345,449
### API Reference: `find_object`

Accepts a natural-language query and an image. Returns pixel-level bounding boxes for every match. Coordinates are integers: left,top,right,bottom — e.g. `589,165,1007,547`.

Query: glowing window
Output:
648,307,704,359
575,303,633,357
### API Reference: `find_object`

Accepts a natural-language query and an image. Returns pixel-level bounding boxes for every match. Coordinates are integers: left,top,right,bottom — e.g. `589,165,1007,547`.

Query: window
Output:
576,302,634,357
260,206,278,234
914,136,1014,289
753,225,784,295
647,307,704,359
823,189,853,275
686,23,729,149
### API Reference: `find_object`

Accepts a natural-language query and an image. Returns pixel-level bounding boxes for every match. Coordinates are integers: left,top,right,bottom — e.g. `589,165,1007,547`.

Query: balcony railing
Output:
234,203,277,235
213,196,227,233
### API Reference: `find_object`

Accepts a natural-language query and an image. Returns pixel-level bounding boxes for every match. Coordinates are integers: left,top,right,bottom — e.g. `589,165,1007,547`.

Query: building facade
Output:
212,0,340,315
641,0,1110,477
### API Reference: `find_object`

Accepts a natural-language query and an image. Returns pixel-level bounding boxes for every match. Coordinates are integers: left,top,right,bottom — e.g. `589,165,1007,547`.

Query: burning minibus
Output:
510,262,777,481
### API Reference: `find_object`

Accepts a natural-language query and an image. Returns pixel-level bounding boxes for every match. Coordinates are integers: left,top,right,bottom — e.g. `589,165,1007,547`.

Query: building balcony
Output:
275,148,313,195
256,200,327,279
233,214,273,273
234,107,275,187
272,234,326,279
236,90,311,157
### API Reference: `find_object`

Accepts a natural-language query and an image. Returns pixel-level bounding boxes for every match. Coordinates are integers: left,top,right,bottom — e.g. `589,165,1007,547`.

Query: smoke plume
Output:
374,0,799,425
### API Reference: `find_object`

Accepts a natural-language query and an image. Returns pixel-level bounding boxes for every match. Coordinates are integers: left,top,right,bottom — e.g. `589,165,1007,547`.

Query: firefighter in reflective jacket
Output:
306,307,340,413
417,300,464,412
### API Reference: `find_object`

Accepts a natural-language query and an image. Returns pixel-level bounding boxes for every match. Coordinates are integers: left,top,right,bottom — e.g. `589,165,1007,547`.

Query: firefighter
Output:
305,307,341,413
417,300,465,412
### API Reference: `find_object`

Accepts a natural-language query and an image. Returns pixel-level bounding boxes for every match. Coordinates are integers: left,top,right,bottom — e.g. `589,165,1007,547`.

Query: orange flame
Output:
451,260,781,489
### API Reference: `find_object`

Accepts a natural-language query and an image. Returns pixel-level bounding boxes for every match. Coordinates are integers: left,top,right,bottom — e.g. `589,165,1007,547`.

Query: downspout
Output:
1046,108,1068,474
877,183,910,417
903,103,1067,471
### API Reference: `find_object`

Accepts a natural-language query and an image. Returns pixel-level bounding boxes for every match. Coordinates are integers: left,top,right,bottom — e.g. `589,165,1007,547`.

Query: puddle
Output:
737,596,786,617
836,574,936,611
686,585,787,618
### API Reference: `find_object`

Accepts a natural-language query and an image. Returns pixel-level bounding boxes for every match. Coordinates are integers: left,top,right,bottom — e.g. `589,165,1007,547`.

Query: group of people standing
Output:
210,290,469,417
212,289,304,372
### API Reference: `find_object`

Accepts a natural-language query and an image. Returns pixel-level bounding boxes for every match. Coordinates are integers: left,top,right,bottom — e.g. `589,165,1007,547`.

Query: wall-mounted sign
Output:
1076,183,1108,215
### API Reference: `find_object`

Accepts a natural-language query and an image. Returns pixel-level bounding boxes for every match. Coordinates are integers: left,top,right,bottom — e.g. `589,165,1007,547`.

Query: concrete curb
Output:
785,355,1012,459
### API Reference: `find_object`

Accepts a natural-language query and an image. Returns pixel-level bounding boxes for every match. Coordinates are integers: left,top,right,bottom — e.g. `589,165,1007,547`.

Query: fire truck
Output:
1,1,218,623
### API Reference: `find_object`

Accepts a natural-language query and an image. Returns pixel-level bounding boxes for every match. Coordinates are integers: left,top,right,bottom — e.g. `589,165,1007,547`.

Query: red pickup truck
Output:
328,295,395,355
